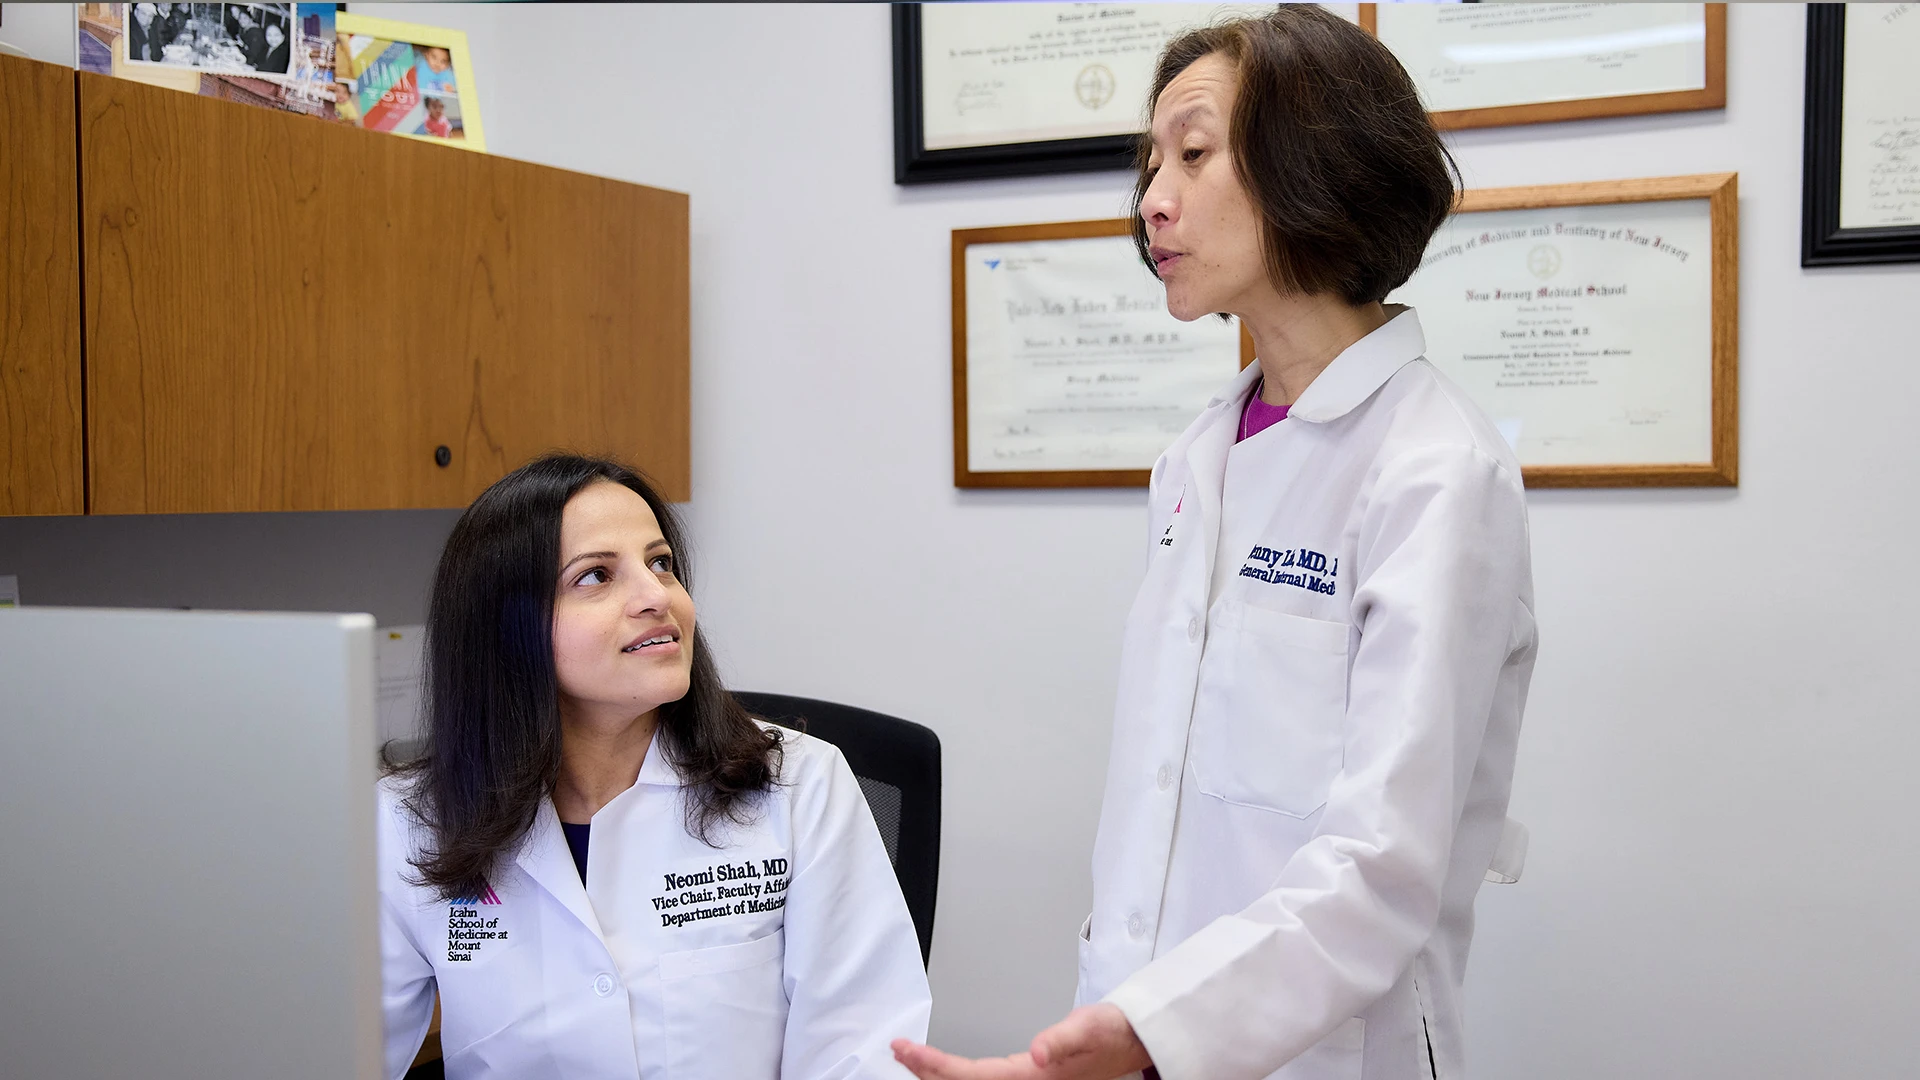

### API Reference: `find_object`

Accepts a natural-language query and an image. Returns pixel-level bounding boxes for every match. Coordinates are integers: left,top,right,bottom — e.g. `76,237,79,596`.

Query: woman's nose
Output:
624,572,672,617
1141,175,1178,228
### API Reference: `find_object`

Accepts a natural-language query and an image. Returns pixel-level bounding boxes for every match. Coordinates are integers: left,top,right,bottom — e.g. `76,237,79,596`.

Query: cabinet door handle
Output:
434,446,452,468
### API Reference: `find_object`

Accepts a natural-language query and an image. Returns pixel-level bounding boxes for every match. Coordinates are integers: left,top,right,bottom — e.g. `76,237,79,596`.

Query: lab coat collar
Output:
515,733,681,934
1213,305,1425,423
635,735,683,787
1181,386,1240,586
1203,349,1265,411
515,798,608,941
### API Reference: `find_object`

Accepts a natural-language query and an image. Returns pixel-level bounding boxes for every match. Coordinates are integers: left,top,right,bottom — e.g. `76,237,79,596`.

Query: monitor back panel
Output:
0,607,381,1080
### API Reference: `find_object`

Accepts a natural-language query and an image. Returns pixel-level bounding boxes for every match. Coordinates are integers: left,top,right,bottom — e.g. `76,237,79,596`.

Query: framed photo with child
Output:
332,11,485,151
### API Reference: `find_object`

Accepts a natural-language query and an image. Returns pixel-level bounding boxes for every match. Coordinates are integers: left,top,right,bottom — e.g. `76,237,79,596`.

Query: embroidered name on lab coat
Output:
652,859,792,928
1239,545,1339,596
1159,489,1186,548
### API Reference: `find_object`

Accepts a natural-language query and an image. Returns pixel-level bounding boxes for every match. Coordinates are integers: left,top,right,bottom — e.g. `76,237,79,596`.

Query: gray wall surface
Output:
0,509,459,626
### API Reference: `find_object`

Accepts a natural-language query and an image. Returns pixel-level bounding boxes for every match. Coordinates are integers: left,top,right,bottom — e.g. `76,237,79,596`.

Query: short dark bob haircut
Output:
392,453,781,902
1131,5,1458,306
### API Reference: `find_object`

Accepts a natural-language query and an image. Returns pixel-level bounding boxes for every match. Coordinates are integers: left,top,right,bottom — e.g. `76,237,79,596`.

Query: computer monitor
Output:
0,607,382,1080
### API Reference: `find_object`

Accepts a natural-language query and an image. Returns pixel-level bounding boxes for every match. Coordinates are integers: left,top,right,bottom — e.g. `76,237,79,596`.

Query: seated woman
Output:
378,453,931,1079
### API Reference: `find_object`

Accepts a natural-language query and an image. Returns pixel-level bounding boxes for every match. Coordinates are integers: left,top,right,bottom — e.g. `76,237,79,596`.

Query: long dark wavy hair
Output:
391,453,782,902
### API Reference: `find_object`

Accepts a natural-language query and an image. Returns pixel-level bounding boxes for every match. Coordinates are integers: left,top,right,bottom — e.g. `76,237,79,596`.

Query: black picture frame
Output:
1802,4,1920,266
892,3,1137,185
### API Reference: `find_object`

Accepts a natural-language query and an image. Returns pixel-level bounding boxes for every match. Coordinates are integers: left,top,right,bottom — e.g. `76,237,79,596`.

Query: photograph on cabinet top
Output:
125,3,295,77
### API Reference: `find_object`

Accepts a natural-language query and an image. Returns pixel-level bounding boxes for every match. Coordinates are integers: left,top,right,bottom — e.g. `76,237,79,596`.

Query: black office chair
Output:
733,691,941,968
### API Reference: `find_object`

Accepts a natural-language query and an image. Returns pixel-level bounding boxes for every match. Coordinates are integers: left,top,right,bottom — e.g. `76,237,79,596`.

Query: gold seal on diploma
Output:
1075,63,1116,110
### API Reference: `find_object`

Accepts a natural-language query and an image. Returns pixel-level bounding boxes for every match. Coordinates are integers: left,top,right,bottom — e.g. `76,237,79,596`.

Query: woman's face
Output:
1140,52,1271,322
551,480,695,727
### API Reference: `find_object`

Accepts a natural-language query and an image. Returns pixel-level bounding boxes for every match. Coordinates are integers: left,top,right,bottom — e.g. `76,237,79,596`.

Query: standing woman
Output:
381,454,930,1079
897,8,1534,1080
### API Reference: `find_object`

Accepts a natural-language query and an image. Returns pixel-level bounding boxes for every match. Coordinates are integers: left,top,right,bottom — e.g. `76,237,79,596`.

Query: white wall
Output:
0,2,78,65
5,4,1916,1075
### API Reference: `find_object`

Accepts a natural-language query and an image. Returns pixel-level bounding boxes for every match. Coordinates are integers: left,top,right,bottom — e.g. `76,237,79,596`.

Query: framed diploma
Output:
952,219,1252,488
1387,174,1738,487
1801,3,1920,266
1359,3,1726,130
894,2,1273,184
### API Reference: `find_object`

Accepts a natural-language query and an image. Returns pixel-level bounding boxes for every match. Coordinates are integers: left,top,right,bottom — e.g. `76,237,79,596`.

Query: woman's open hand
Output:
891,1003,1152,1080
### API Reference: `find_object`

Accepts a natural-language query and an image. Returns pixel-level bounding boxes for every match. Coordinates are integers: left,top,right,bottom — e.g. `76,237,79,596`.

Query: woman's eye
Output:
1182,147,1204,163
576,567,610,586
648,554,675,575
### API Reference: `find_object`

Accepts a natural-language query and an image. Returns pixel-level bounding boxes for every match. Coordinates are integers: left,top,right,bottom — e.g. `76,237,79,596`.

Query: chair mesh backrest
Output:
856,776,904,865
733,691,941,967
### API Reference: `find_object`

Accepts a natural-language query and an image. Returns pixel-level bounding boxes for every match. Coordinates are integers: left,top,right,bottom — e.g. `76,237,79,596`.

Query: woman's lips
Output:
621,627,682,658
622,639,680,658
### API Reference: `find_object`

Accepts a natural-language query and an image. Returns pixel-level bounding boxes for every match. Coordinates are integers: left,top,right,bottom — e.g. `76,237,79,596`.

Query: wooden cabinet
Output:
0,54,85,515
1,55,688,515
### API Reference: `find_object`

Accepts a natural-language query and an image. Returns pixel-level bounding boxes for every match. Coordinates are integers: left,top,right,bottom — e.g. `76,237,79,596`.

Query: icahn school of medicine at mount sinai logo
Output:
451,883,502,906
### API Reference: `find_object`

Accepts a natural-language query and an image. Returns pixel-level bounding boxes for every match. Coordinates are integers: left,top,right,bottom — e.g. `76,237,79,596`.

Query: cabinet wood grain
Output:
0,54,85,515
80,71,688,513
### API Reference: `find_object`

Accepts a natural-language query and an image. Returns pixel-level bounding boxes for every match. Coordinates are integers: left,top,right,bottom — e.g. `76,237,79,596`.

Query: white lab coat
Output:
378,723,931,1080
1077,308,1536,1080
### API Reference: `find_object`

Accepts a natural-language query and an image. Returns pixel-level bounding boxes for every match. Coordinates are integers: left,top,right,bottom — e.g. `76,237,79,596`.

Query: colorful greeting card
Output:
332,12,485,152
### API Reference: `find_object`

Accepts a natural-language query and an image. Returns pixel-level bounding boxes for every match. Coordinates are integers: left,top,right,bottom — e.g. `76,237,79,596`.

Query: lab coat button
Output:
1126,913,1146,939
1185,617,1201,642
1155,764,1173,790
593,972,617,997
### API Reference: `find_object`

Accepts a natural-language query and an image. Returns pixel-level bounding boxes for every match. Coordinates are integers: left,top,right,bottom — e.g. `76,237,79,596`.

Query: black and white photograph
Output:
125,2,293,77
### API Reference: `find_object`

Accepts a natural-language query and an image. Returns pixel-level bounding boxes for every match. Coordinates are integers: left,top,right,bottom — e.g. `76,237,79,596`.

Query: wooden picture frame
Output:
1358,2,1726,131
1801,3,1920,266
952,219,1254,489
1391,174,1739,488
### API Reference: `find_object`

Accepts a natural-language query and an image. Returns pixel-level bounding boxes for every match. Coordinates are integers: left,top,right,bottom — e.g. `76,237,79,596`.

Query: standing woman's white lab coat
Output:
1077,307,1536,1080
378,724,931,1080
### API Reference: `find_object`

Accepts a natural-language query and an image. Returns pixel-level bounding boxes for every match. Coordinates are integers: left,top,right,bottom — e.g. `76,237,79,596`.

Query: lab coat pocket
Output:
1190,601,1349,818
659,929,787,1079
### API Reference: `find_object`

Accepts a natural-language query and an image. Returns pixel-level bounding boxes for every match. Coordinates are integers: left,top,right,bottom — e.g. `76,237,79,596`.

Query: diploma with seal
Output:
1388,174,1739,487
952,219,1250,488
895,2,1274,183
1360,2,1725,130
